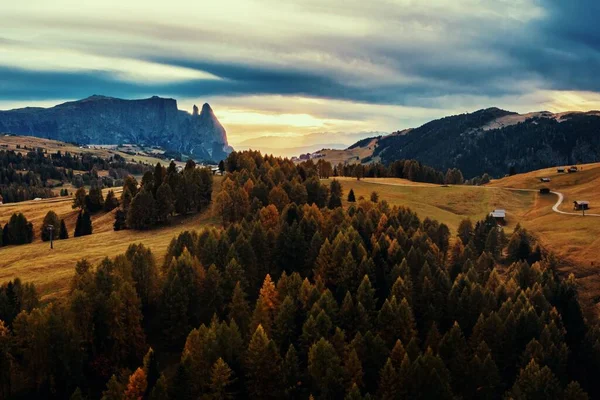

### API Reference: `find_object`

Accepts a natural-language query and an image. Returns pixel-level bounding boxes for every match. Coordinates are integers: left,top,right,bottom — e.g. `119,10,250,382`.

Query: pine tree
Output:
155,182,174,222
210,358,236,400
143,348,160,398
509,359,561,400
268,186,290,212
104,190,120,212
345,383,363,400
457,219,473,246
74,210,92,237
124,368,147,400
245,325,282,399
70,387,84,400
228,282,251,335
328,180,343,209
73,187,87,210
283,344,300,397
59,219,69,239
347,189,356,202
5,212,34,244
127,243,159,310
378,358,398,400
439,322,470,395
564,381,589,400
86,184,105,213
370,191,379,203
127,190,156,229
344,348,363,389
274,296,297,349
308,338,344,398
149,374,168,400
114,209,127,231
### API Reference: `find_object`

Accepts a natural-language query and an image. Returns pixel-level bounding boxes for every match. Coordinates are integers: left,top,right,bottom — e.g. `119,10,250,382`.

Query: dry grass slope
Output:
0,188,220,300
488,163,600,312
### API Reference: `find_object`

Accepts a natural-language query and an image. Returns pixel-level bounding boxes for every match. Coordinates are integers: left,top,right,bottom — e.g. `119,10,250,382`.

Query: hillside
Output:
0,96,231,161
326,108,600,178
0,186,220,300
488,162,600,310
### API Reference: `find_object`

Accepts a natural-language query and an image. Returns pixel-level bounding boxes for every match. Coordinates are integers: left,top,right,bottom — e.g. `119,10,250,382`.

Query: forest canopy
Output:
0,150,597,400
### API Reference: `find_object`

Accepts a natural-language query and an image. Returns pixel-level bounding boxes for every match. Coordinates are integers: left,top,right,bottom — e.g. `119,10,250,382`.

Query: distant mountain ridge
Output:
0,95,231,161
344,107,600,178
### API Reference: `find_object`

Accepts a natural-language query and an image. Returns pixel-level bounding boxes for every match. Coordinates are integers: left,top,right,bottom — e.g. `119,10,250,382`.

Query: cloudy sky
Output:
2,0,600,152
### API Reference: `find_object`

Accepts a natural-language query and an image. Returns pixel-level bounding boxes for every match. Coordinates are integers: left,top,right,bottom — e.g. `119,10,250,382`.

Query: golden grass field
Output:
488,163,600,311
332,177,534,233
0,186,220,300
0,135,213,299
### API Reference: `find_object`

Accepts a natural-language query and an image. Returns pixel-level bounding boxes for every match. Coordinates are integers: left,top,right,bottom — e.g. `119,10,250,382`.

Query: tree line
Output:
116,160,213,230
293,157,465,185
0,150,597,399
0,148,152,204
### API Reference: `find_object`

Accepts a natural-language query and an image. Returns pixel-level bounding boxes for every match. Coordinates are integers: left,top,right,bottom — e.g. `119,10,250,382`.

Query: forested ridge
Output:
372,108,600,178
0,150,597,399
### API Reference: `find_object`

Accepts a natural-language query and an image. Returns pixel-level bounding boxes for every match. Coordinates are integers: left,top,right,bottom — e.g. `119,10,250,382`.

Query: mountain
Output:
0,95,231,161
345,108,600,178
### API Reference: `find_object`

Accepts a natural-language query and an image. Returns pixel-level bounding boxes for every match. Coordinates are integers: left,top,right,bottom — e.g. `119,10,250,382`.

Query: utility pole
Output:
47,224,54,249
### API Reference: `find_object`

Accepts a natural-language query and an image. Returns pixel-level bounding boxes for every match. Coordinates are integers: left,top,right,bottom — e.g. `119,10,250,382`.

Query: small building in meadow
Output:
573,201,589,210
557,167,565,173
568,166,578,173
489,209,506,224
539,188,550,194
540,177,551,183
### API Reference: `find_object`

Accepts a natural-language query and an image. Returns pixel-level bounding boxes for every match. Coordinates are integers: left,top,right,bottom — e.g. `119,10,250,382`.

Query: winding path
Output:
550,191,600,217
353,178,600,218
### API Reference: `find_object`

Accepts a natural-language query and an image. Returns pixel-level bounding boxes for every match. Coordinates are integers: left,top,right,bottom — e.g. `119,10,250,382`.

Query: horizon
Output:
2,0,600,153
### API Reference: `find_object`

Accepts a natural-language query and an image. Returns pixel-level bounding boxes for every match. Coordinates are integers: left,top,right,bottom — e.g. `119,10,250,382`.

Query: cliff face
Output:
0,95,231,161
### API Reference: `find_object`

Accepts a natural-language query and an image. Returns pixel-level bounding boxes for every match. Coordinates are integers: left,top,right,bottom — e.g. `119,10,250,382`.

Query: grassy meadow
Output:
0,185,220,300
332,177,535,233
488,163,600,310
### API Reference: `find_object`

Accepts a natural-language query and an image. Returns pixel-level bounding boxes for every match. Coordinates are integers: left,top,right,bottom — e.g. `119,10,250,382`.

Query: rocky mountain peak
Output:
201,103,213,115
0,95,231,161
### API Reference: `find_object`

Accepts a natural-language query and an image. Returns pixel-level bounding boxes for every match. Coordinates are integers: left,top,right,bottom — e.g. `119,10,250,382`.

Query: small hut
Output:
557,167,565,173
540,177,551,183
539,188,550,194
568,166,578,173
489,209,506,224
573,201,589,210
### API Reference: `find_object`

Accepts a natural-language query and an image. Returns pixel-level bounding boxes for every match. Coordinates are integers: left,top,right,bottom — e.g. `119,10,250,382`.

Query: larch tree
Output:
124,368,147,400
59,219,69,239
245,325,282,399
210,358,236,400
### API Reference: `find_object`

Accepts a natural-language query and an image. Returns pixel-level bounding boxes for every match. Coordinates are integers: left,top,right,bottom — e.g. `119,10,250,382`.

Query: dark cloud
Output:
2,0,600,109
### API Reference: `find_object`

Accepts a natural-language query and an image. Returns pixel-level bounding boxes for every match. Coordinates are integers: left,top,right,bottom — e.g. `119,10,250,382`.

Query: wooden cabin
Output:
573,201,589,211
540,177,551,183
539,188,550,194
489,209,506,224
557,167,565,173
568,166,578,173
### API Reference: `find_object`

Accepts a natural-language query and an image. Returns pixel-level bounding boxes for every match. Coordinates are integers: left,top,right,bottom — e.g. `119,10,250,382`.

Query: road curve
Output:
550,191,600,217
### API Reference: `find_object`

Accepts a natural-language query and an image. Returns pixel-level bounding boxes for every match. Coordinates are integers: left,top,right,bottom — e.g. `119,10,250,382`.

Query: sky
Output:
2,0,600,154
